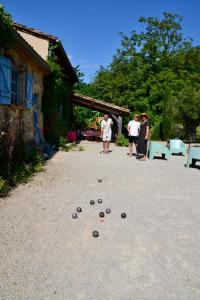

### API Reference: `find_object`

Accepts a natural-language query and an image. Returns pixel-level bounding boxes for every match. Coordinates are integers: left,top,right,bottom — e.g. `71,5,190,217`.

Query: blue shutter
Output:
26,72,33,109
0,56,12,105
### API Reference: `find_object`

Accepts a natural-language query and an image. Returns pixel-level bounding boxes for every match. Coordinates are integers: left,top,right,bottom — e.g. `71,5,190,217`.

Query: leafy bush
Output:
9,150,44,186
78,145,84,151
0,150,44,197
59,136,68,147
59,136,77,152
0,177,9,197
150,122,161,141
42,44,74,146
116,134,129,147
196,126,200,142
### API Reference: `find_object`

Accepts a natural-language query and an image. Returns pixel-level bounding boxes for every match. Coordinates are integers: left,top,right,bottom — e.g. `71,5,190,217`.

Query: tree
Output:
73,66,102,129
0,5,16,49
175,84,200,140
170,47,200,140
90,12,195,139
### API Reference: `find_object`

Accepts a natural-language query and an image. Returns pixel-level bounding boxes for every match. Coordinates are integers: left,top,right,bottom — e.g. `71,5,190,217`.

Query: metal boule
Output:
92,231,99,238
76,207,82,213
99,212,105,218
72,213,78,219
121,213,127,218
105,208,111,214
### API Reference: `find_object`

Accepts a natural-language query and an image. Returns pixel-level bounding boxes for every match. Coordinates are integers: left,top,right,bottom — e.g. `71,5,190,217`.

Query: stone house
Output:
0,23,77,163
14,23,77,138
14,23,77,81
0,30,50,163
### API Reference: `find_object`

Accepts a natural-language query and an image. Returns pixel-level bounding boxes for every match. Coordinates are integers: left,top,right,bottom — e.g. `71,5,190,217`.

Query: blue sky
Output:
1,0,200,82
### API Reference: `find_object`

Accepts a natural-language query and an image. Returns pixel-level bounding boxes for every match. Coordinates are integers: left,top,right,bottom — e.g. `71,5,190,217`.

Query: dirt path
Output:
1,141,200,300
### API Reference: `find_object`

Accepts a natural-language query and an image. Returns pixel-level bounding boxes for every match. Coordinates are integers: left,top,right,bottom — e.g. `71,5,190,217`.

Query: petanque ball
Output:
76,207,82,213
97,199,103,204
99,212,105,218
92,231,99,238
72,213,78,219
121,213,127,219
105,208,111,214
98,178,102,183
90,200,95,205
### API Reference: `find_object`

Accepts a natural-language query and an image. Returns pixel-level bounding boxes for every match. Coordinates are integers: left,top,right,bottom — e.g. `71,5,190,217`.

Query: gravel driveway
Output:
1,141,200,300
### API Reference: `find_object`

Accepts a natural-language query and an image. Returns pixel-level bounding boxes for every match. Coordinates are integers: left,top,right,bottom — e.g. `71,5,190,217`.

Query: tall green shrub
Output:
42,45,74,145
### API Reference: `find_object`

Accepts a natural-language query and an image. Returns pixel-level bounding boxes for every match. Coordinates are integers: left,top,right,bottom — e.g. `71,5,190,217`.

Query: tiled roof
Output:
13,22,58,42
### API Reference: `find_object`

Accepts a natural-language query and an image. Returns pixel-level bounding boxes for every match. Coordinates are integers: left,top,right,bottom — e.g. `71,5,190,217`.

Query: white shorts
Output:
103,134,111,142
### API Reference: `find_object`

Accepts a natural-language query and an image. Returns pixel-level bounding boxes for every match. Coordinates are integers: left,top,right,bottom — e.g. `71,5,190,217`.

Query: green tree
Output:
0,5,15,49
90,12,194,139
73,66,102,129
170,46,200,140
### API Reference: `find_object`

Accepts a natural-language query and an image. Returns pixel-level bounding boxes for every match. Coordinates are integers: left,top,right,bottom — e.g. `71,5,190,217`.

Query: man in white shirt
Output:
127,114,140,157
101,114,113,154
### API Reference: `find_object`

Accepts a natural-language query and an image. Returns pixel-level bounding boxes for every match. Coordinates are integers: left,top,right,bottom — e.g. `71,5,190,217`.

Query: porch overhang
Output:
72,93,130,116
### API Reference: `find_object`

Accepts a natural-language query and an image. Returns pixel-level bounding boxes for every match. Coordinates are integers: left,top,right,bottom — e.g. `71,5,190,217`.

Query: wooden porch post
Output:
118,116,122,135
111,114,122,136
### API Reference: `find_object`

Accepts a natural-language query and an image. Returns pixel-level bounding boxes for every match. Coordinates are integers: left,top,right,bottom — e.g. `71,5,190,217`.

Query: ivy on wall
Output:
0,5,16,50
42,44,74,146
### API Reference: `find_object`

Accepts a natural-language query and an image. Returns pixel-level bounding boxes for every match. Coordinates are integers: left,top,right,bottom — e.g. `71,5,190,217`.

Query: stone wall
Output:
0,45,46,163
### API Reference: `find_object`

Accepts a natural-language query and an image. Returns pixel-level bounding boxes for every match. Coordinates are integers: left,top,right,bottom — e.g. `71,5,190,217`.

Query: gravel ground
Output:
0,141,200,300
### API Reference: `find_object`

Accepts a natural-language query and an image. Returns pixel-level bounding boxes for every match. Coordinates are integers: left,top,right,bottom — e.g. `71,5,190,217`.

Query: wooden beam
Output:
72,94,130,116
73,97,122,116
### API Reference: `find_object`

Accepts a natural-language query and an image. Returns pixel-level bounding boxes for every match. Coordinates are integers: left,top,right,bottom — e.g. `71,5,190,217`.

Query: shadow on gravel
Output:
152,155,168,160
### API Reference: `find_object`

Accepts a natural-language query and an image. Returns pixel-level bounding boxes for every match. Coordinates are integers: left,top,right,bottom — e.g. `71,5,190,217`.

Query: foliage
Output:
78,145,84,151
73,66,102,129
74,66,96,97
0,177,9,197
0,5,16,49
116,134,129,147
196,126,200,142
73,106,102,129
0,149,44,197
42,43,74,146
59,136,77,152
170,46,200,140
89,12,200,140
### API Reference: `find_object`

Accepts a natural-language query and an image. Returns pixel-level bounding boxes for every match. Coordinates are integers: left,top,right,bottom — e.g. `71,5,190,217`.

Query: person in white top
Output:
127,114,140,157
101,114,113,154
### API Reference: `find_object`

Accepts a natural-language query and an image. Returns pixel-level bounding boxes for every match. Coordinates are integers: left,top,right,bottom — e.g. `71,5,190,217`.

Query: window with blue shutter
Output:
26,72,33,109
0,56,12,105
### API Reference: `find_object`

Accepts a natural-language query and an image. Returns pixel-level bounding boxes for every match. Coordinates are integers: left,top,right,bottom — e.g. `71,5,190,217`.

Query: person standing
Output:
137,113,149,161
127,114,140,157
101,114,113,154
